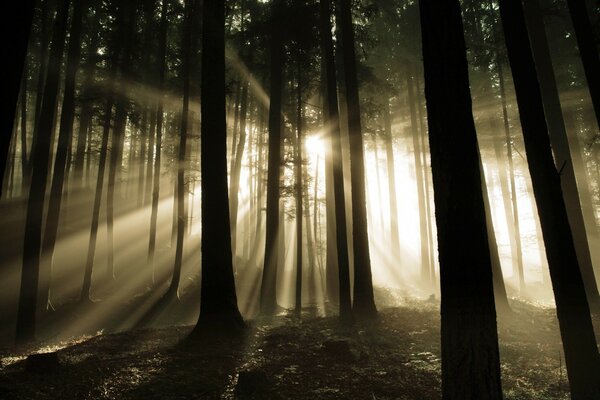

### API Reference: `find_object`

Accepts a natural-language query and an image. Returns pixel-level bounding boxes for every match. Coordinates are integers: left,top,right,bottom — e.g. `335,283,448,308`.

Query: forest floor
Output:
0,295,591,400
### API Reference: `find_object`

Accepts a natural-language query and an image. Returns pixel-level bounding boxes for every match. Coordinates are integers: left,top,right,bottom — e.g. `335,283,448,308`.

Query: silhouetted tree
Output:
498,0,600,398
193,0,245,333
419,0,503,398
16,0,71,345
39,0,87,313
320,0,352,321
337,0,377,319
260,0,285,316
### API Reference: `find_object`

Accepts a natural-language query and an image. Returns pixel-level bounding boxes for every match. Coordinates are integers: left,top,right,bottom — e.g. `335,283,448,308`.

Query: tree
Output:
565,0,600,128
419,0,503,398
260,0,285,316
0,0,36,198
16,0,71,345
524,0,599,309
148,0,170,283
497,0,600,398
193,0,245,334
320,0,352,321
170,0,194,299
38,0,87,313
337,0,377,319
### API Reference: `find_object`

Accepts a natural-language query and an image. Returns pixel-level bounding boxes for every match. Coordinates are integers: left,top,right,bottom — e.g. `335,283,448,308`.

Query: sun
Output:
305,134,326,158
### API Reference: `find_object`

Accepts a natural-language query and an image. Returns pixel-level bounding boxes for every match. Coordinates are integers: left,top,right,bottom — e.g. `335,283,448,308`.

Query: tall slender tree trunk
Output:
480,154,511,313
260,0,285,316
383,100,400,259
320,0,352,321
338,0,377,319
498,0,600,397
194,0,244,333
524,0,599,306
415,74,436,284
230,81,249,260
170,0,194,299
496,60,526,293
38,0,86,312
565,0,600,127
408,70,430,285
15,0,70,345
148,0,169,285
419,0,503,398
106,2,136,283
1,0,36,198
295,74,304,315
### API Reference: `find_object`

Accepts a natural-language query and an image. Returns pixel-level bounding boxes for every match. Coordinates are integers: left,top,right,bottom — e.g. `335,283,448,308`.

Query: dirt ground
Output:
0,297,589,400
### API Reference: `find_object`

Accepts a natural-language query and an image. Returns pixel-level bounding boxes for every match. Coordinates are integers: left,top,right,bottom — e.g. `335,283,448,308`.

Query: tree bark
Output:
524,0,599,306
419,0,503,398
194,0,244,333
16,0,71,345
148,0,169,285
565,0,600,128
338,0,377,319
38,0,86,312
498,0,600,397
320,0,352,321
260,0,285,316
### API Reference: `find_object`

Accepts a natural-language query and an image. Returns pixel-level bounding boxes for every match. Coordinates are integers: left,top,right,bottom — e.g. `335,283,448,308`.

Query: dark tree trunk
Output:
295,74,304,315
320,0,352,321
419,0,503,398
16,0,71,345
230,81,249,260
524,0,599,308
81,98,113,303
498,0,600,398
408,70,430,285
170,0,194,299
565,0,600,127
38,0,86,312
338,0,377,319
383,100,400,259
27,0,54,187
415,74,436,284
0,0,36,198
480,154,511,314
260,0,285,316
73,12,100,187
148,1,169,284
106,2,136,283
193,0,244,333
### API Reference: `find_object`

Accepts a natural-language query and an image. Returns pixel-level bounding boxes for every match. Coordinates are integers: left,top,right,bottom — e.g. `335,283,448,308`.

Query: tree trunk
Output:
170,0,194,299
230,81,249,260
383,100,400,259
480,154,511,313
295,74,304,315
38,0,86,312
419,0,503,398
0,0,36,198
16,0,70,345
106,2,136,283
194,0,244,333
148,0,169,285
524,0,599,306
498,0,600,397
408,70,430,285
260,0,285,316
565,0,600,128
320,0,351,321
338,0,377,319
